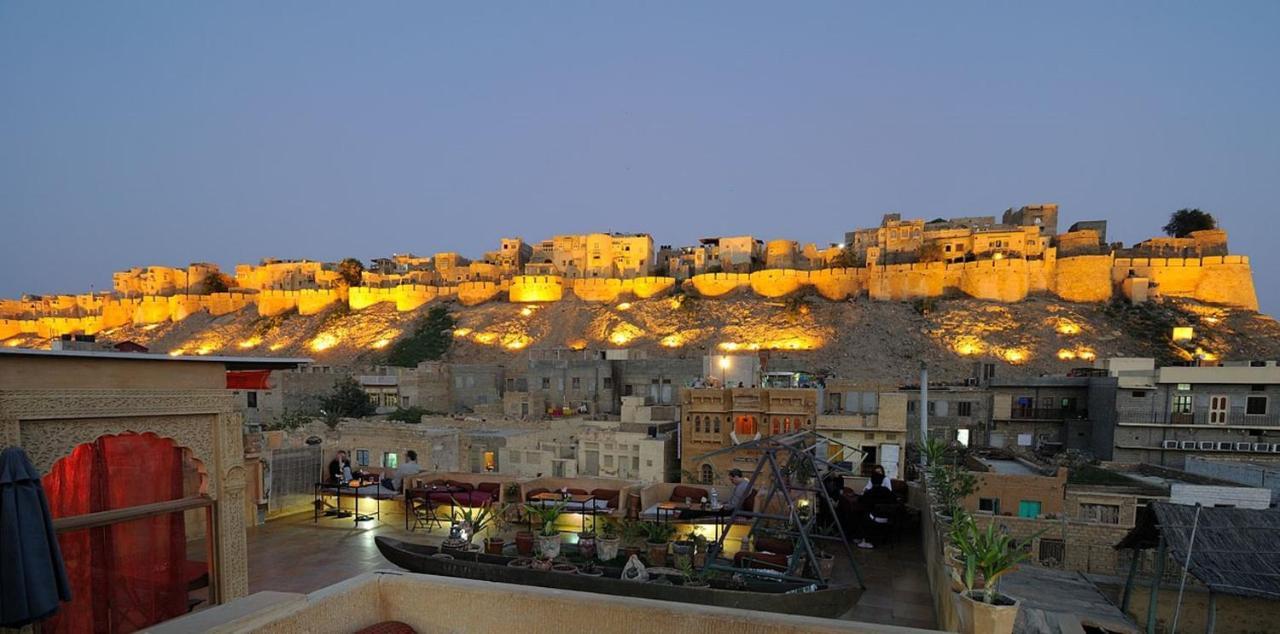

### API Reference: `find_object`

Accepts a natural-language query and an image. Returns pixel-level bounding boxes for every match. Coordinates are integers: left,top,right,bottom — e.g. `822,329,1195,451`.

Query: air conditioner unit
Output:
1216,442,1234,451
1161,440,1179,449
1198,441,1215,450
1253,443,1272,452
1272,444,1280,454
1180,441,1196,450
1236,442,1253,451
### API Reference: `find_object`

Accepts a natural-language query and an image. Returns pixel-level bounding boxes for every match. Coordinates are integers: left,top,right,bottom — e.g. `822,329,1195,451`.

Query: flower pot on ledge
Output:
646,540,669,567
953,590,1019,634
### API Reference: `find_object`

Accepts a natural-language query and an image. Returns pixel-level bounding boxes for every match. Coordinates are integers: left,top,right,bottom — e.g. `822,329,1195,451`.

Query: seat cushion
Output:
566,487,589,496
445,480,475,492
670,485,710,503
477,482,501,495
590,488,621,508
524,487,549,501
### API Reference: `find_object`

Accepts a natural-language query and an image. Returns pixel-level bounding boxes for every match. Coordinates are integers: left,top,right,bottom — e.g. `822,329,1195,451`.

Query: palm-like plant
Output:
451,497,495,543
639,521,677,544
524,499,568,537
958,523,1043,603
918,438,947,467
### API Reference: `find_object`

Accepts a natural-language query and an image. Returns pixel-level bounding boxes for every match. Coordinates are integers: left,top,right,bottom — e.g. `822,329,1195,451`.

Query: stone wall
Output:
1114,255,1258,310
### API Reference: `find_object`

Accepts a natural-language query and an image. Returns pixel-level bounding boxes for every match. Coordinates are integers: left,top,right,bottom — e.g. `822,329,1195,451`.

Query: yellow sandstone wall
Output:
395,285,439,312
0,319,21,340
349,287,395,310
133,297,172,325
749,269,806,298
258,290,299,317
572,278,627,303
1053,255,1114,303
630,276,676,299
509,276,564,303
1196,256,1258,310
958,259,1030,303
458,281,504,306
298,288,345,315
808,268,864,301
689,273,751,297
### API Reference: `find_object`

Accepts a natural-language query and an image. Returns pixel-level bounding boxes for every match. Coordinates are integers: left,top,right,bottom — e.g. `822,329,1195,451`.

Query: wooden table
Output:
314,480,385,525
655,501,732,542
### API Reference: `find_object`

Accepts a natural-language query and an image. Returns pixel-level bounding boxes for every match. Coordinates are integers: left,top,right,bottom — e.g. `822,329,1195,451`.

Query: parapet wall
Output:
0,255,1262,340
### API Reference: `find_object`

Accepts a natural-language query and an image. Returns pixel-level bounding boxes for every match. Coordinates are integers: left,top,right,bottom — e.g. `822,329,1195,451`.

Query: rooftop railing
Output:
1119,410,1280,427
1003,407,1088,421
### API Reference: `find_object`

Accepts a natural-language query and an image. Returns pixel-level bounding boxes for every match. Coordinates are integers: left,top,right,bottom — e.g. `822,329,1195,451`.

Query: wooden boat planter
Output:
375,536,860,618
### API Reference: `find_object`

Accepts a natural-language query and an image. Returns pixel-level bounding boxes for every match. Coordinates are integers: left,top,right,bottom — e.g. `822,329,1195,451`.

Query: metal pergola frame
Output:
691,429,866,589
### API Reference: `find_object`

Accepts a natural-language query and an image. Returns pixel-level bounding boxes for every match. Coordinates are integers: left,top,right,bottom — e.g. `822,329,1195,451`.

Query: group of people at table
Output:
322,448,899,548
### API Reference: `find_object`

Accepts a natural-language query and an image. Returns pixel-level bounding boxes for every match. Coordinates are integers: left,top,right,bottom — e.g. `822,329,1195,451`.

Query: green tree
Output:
319,375,376,422
337,258,365,286
200,273,231,293
1162,209,1217,238
386,306,456,367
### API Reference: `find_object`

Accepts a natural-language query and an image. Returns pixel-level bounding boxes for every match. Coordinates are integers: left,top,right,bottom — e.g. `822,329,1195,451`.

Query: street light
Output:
719,356,730,386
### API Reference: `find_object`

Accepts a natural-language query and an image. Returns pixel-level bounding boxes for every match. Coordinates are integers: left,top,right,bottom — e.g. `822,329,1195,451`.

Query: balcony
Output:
1119,411,1280,427
1003,407,1088,421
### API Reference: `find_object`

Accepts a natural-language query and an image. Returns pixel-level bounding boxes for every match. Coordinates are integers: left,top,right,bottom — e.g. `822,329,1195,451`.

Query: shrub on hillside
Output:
386,306,456,367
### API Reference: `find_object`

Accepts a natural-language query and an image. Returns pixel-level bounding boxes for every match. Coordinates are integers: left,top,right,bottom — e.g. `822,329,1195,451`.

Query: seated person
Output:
328,450,354,484
851,472,897,549
862,464,893,494
381,449,422,492
727,469,752,510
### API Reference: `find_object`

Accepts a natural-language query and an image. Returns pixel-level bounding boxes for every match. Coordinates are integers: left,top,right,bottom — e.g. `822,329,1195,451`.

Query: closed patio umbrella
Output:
0,446,71,628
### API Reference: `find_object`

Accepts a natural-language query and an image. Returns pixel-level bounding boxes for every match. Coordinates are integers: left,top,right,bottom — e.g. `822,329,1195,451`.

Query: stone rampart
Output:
349,287,395,310
458,281,504,306
1113,255,1258,310
689,272,751,297
258,290,299,317
208,292,252,316
571,278,626,303
1054,254,1114,303
630,276,676,298
957,259,1030,303
0,319,20,340
133,296,172,325
169,295,206,322
509,276,564,303
395,285,438,312
808,268,864,301
749,269,806,298
297,288,345,315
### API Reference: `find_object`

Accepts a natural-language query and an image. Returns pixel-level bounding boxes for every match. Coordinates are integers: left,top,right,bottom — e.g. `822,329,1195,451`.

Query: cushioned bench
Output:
669,485,710,503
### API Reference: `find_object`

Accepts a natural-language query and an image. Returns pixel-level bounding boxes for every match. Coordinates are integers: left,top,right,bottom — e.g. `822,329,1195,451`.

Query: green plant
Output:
265,408,315,431
386,406,439,423
337,257,365,286
685,529,708,551
958,523,1044,603
678,556,710,585
947,508,977,548
639,521,676,544
524,500,568,537
933,466,978,517
451,498,495,540
597,517,619,539
918,438,947,467
1163,208,1216,238
619,519,648,545
387,306,456,367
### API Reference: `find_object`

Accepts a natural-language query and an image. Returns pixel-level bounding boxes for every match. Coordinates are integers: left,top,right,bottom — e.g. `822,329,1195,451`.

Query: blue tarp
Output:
0,446,72,628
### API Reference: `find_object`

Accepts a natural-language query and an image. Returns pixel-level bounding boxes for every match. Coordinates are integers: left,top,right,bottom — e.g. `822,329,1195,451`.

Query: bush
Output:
319,376,376,424
386,406,441,424
265,408,315,431
386,306,456,367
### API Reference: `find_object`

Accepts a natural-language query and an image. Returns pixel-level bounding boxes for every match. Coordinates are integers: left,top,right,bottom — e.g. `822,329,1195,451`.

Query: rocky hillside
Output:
11,294,1279,384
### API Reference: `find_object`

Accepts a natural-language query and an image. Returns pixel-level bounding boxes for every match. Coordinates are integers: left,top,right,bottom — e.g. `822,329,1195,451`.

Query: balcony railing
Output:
1119,410,1280,427
1004,407,1088,421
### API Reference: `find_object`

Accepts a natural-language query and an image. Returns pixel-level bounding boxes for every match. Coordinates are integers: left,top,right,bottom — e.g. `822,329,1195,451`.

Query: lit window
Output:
1173,395,1193,414
383,452,398,469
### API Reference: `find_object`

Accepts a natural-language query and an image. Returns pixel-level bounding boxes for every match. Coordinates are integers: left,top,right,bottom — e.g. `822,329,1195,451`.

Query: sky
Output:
2,2,1278,312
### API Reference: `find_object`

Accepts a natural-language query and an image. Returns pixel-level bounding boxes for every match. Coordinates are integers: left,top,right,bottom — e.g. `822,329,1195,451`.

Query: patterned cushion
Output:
354,621,416,634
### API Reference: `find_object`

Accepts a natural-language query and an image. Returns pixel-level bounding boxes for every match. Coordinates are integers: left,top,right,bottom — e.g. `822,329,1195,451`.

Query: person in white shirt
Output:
862,464,892,493
383,450,422,492
726,469,752,510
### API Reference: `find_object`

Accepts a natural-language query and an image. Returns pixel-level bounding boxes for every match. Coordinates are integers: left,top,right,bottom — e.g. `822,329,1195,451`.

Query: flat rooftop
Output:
977,458,1040,476
0,347,311,370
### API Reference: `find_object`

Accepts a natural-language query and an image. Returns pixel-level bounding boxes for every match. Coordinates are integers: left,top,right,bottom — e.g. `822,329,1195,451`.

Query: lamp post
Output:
719,356,730,387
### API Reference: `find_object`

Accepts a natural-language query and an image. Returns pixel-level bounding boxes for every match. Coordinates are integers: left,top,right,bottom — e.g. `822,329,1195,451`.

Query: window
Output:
541,377,550,390
603,377,613,389
383,452,398,469
571,377,581,389
693,416,701,434
978,498,1000,514
1177,383,1192,391
1038,538,1065,568
1132,391,1147,398
1079,503,1120,524
735,415,757,435
246,391,257,408
1247,396,1268,416
1251,384,1265,392
907,400,916,413
713,417,721,433
700,464,713,484
1209,395,1229,424
1018,500,1042,518
355,449,370,467
1173,395,1193,414
957,401,973,417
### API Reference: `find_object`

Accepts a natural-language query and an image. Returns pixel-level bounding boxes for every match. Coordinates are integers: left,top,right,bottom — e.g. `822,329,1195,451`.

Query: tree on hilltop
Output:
386,306,456,367
1163,209,1217,238
200,273,231,294
319,375,376,423
337,258,365,286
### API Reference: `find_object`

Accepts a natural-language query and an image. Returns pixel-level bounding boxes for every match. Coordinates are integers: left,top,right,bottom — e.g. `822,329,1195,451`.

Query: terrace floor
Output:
238,504,938,630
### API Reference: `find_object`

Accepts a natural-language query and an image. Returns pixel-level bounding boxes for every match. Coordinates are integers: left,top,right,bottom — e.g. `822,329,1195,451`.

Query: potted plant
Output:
812,550,836,580
620,519,647,561
515,529,535,556
640,521,676,567
678,557,710,588
686,530,709,568
525,500,568,560
953,523,1038,634
597,518,621,562
450,496,494,551
578,530,597,561
578,561,604,577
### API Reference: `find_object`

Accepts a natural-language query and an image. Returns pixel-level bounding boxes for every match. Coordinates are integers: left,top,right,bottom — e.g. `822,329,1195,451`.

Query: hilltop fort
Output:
0,204,1270,378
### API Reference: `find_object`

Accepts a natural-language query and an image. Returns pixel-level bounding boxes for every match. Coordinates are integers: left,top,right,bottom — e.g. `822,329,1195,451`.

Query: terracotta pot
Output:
529,558,554,572
954,590,1019,634
598,536,620,562
647,541,669,567
484,538,506,555
622,545,643,561
537,533,562,560
551,563,578,574
515,531,535,556
815,552,835,579
507,557,533,569
578,533,597,560
579,566,604,577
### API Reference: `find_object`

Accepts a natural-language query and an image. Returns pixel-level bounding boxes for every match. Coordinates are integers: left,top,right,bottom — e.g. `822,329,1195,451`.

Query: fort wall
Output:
808,268,864,301
689,272,751,297
458,281,505,306
749,269,807,298
630,276,675,299
571,278,626,303
1114,255,1259,310
509,276,564,303
1053,255,1114,303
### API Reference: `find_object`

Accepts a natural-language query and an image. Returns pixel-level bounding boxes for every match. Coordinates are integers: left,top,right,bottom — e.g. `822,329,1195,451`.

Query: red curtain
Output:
41,434,190,633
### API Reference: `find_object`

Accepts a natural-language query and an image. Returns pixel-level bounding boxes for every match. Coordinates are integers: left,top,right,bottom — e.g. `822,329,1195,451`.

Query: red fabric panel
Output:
41,434,190,633
225,370,272,390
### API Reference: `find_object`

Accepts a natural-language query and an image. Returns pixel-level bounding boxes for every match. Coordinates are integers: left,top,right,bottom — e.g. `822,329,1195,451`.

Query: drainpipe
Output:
920,361,929,463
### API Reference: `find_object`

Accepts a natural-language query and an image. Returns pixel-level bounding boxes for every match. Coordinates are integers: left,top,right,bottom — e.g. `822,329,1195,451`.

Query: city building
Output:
817,380,909,479
680,387,818,485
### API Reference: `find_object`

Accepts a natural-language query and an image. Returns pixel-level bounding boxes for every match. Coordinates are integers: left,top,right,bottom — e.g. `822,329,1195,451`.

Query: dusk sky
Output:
2,2,1277,312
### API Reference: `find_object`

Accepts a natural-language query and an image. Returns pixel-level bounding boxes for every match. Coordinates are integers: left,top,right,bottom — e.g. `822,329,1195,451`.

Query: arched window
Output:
700,464,714,484
694,415,702,434
736,416,757,436
771,418,780,435
713,417,721,433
